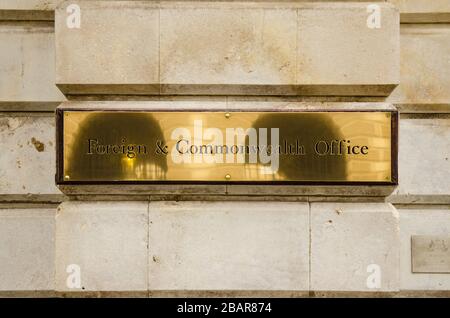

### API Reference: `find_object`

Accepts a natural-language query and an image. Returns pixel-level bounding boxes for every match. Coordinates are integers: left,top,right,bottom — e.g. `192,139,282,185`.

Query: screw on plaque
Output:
64,175,70,180
225,174,231,180
225,112,231,119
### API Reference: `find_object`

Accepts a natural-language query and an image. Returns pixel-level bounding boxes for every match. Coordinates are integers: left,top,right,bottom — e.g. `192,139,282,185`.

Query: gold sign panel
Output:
57,110,397,184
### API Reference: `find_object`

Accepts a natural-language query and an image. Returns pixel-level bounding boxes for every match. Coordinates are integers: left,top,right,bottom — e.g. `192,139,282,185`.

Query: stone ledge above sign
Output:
55,1,399,96
0,23,66,108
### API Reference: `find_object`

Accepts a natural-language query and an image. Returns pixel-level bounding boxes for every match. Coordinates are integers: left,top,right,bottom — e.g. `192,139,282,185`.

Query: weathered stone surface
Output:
0,208,55,291
0,24,65,108
388,116,450,203
0,114,62,201
389,0,450,22
149,201,309,291
55,201,148,292
297,3,399,96
311,203,400,292
399,208,450,290
55,1,160,94
55,1,399,96
388,25,450,107
160,2,297,95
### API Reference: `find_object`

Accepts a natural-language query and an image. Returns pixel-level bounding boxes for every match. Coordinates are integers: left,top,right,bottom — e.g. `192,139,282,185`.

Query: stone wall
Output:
0,1,449,297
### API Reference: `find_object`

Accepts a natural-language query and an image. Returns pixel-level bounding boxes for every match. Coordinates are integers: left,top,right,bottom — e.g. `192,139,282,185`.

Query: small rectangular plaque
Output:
56,109,397,184
412,236,450,273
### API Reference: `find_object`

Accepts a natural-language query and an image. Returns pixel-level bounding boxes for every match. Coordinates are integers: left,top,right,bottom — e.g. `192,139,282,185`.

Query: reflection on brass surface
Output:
59,110,395,183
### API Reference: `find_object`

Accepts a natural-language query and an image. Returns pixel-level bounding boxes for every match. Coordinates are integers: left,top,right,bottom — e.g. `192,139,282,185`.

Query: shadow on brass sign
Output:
56,109,398,184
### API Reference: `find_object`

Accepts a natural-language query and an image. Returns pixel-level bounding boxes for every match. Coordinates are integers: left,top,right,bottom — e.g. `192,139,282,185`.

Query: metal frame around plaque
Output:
56,108,398,185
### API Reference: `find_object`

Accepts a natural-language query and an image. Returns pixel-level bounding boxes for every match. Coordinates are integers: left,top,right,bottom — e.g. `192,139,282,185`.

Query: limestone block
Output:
55,201,148,292
148,201,309,291
0,24,65,109
0,208,55,291
311,203,400,292
388,25,450,108
296,3,399,96
399,208,450,290
389,116,450,203
56,2,399,96
55,1,160,95
160,2,297,95
0,114,62,201
389,0,450,22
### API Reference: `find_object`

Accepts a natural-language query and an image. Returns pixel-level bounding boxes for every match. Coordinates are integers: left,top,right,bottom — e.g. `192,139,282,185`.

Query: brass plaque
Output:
412,236,450,273
57,110,397,184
